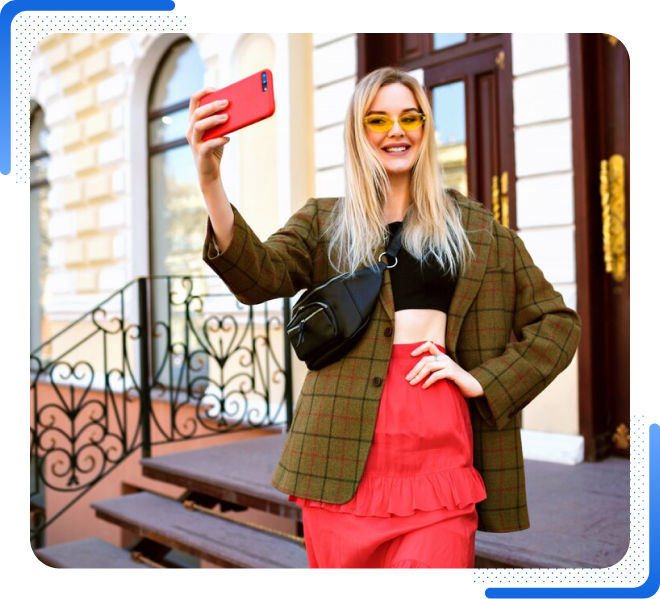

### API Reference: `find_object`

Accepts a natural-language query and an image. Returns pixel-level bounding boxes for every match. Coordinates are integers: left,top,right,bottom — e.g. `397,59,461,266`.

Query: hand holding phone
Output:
198,69,275,141
187,87,232,188
187,70,275,188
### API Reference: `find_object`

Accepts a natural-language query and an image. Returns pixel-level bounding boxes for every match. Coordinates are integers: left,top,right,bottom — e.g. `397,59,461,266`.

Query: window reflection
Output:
432,81,467,196
30,106,51,357
30,106,49,152
149,41,206,111
149,145,207,278
149,107,189,146
432,33,466,51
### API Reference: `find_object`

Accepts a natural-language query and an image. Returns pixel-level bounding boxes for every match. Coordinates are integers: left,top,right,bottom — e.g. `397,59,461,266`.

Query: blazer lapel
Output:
377,200,494,359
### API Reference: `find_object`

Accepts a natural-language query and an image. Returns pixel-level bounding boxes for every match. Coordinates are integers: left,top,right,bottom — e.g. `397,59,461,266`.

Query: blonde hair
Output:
324,66,475,279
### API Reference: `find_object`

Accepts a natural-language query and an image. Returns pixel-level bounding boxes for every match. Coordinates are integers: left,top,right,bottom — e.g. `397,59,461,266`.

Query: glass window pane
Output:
432,81,467,195
30,155,50,182
433,33,466,51
150,144,208,277
31,185,50,354
30,105,50,357
30,107,49,153
149,39,205,111
149,107,190,146
31,105,50,182
149,145,209,388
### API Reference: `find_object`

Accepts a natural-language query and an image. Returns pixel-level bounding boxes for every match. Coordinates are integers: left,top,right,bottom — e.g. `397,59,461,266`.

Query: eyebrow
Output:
366,107,420,115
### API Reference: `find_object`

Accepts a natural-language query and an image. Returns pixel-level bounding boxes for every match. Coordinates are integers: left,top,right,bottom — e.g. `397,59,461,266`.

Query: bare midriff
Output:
392,308,447,347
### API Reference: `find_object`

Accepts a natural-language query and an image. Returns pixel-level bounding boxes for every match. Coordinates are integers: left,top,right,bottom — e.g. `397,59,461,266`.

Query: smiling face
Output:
364,82,425,181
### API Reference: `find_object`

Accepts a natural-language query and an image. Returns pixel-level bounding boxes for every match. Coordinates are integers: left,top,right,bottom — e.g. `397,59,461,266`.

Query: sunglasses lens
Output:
364,116,393,132
399,113,424,130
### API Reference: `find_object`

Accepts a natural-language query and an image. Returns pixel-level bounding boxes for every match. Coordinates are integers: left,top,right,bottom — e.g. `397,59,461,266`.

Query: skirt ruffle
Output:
287,465,486,518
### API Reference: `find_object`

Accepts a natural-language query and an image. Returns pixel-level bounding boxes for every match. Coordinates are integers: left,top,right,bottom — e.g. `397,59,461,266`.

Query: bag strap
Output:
383,223,404,260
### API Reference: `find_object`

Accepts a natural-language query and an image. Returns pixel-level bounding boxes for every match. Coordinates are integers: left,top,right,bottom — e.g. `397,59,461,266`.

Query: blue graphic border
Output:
0,0,186,177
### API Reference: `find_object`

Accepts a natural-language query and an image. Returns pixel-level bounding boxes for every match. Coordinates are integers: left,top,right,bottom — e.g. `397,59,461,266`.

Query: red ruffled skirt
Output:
287,341,487,567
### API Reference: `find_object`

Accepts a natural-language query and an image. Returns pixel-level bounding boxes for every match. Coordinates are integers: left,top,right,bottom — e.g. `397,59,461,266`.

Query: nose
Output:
388,119,405,136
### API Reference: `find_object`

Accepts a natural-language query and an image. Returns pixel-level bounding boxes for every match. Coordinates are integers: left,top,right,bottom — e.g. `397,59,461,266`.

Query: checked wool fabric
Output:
202,189,582,533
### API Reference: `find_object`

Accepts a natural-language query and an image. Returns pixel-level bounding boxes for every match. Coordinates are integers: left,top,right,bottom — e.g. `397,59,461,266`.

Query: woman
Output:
188,67,581,569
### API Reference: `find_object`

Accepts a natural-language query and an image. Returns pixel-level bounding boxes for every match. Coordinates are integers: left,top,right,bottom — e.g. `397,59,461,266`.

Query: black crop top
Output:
386,221,457,314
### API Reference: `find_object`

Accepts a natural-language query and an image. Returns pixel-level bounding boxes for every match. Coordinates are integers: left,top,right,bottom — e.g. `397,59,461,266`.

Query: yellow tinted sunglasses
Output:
363,112,427,133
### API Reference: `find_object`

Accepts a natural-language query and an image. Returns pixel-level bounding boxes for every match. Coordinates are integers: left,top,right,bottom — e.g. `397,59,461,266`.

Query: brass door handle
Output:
491,172,509,228
600,154,627,283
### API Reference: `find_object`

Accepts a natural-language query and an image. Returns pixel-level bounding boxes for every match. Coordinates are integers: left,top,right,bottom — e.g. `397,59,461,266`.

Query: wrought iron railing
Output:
30,275,294,541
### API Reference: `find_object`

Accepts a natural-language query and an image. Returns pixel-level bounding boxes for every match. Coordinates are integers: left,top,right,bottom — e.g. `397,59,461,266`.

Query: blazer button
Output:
373,377,382,387
384,326,392,337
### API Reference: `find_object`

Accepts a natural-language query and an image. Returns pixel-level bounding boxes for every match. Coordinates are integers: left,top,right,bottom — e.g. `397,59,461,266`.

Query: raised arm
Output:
202,198,318,305
187,85,318,305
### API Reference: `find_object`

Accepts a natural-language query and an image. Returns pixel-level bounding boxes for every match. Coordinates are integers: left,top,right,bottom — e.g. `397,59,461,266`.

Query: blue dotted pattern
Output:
1,0,179,176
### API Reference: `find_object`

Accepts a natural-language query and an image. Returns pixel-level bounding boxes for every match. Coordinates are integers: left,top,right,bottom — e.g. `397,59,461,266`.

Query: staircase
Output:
34,434,308,568
30,275,301,567
34,435,630,569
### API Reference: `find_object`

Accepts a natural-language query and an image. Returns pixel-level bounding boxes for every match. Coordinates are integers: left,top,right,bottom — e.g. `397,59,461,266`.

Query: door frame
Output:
569,33,630,461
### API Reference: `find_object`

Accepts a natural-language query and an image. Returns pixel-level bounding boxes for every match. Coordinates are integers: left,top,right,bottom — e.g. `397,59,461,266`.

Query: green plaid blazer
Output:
202,189,582,533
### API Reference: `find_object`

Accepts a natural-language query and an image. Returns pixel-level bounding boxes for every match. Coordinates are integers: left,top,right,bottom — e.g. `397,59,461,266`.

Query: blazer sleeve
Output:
202,197,318,305
468,228,582,431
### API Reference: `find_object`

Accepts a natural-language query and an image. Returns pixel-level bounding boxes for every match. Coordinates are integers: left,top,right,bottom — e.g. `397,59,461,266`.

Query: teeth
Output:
385,147,408,153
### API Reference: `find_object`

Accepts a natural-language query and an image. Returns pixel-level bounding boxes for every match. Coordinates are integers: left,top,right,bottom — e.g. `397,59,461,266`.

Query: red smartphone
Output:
198,69,275,141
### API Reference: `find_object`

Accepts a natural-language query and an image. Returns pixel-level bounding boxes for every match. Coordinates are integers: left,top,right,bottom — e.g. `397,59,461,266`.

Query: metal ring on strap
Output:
378,252,398,268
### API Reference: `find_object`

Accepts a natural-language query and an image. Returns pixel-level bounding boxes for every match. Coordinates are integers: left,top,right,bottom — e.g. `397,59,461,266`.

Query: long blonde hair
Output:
324,67,475,278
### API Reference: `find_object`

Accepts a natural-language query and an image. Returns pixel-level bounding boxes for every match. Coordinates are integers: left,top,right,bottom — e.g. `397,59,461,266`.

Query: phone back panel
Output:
199,69,275,140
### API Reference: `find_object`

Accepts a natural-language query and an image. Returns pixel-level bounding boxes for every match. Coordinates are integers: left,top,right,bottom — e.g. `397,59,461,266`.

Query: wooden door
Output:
571,33,630,459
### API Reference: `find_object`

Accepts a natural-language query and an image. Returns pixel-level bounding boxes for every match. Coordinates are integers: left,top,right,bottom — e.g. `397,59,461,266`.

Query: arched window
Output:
147,37,206,277
30,103,51,357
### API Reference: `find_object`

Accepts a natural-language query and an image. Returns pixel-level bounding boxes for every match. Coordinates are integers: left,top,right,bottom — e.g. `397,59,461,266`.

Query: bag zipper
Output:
291,270,360,320
286,302,330,333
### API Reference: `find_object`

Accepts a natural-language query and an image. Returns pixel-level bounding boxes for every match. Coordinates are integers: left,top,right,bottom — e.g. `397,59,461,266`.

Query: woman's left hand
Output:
405,340,485,398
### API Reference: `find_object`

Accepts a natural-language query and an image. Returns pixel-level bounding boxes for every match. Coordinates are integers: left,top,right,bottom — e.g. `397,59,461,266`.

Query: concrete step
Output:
141,435,629,569
139,433,300,521
34,537,152,568
475,456,629,569
91,491,308,568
